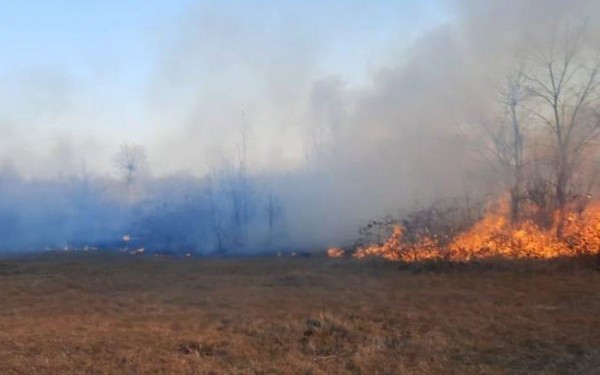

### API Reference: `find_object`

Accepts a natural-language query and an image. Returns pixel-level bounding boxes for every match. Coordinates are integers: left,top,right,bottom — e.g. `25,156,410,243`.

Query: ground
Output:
0,252,599,374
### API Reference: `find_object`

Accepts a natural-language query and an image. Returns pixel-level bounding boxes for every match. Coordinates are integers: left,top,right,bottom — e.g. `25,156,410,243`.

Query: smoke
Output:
266,0,600,247
0,0,599,252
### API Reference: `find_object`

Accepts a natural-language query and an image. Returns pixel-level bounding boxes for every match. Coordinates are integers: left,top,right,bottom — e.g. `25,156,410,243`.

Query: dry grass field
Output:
0,252,599,374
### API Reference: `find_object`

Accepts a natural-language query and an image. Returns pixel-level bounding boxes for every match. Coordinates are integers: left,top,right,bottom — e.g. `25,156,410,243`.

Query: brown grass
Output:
0,252,598,374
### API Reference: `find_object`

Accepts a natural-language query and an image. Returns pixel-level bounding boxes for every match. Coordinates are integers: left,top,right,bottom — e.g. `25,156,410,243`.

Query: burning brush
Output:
332,197,600,262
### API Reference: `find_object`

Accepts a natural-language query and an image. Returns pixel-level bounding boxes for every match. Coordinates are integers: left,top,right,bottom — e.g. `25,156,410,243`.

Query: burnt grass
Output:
0,252,598,374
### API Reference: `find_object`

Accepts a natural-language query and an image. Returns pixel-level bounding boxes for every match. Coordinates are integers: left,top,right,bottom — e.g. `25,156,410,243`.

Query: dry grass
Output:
0,252,598,374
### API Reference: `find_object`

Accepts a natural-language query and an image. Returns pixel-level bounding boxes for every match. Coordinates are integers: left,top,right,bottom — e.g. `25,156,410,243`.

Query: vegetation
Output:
0,252,598,374
348,25,600,263
0,140,286,255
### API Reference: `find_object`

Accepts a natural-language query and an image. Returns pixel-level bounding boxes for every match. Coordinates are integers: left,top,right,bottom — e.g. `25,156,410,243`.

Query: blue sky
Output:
0,0,451,177
0,1,193,93
0,0,448,82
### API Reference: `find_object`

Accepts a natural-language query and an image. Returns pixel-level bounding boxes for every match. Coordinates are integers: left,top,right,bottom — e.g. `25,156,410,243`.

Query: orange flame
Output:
344,198,600,262
353,226,442,262
326,247,345,258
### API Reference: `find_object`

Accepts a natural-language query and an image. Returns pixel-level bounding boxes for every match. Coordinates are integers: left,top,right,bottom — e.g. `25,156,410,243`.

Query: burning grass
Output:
350,198,600,263
0,252,598,374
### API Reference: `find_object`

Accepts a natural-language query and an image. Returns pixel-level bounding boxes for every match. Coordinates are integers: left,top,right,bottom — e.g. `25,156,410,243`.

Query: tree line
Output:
0,142,286,254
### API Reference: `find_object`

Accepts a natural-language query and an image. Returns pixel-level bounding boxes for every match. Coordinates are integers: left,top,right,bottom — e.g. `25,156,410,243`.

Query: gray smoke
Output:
0,0,599,252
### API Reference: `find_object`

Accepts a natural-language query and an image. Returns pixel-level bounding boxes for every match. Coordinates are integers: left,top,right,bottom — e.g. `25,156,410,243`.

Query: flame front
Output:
326,247,345,258
348,198,600,262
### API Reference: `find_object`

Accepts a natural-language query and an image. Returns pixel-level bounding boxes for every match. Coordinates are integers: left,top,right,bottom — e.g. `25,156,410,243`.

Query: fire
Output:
353,226,442,262
326,247,345,258
346,198,600,262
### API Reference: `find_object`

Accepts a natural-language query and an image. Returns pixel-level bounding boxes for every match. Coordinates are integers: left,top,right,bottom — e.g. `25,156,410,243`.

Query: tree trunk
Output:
509,101,523,224
555,163,568,238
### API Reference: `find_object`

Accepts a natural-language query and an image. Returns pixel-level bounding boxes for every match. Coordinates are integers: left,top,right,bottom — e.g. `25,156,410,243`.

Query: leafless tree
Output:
114,143,148,187
474,68,529,223
522,26,600,236
498,69,529,222
206,174,224,252
265,191,282,249
235,125,249,242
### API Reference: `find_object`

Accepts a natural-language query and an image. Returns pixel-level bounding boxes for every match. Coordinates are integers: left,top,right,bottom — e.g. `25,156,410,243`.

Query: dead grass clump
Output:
300,313,354,357
176,340,229,358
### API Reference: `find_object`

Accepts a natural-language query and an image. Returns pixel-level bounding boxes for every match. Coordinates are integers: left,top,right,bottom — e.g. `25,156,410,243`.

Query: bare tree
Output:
474,69,529,223
498,69,529,222
265,191,282,249
235,124,249,242
505,71,528,223
211,123,253,249
114,143,148,187
522,27,600,236
206,174,224,252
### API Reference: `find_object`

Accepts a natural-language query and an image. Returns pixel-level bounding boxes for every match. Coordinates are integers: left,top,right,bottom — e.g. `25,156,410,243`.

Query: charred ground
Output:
0,252,598,374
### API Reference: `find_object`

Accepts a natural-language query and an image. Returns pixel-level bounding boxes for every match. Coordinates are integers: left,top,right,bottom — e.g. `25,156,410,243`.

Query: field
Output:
0,252,599,374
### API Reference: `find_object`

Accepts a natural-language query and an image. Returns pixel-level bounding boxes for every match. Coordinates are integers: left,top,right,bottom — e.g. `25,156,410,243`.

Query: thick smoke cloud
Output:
0,0,599,252
259,0,600,247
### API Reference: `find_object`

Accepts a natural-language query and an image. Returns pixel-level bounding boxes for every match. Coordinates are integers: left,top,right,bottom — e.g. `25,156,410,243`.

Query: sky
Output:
0,0,451,178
